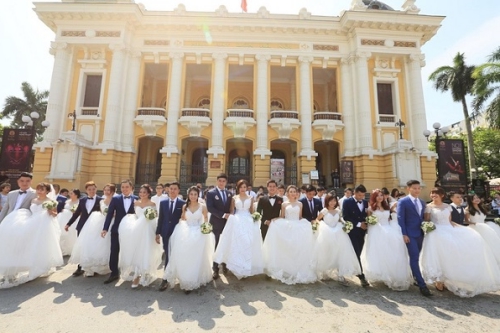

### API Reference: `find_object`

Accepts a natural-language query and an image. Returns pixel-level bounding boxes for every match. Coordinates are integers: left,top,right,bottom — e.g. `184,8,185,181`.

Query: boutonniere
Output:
227,193,232,197
215,195,220,200
276,199,282,205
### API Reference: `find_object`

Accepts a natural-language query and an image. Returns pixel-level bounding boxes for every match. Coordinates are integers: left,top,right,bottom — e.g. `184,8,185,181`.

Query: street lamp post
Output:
395,119,406,140
22,111,50,171
423,122,449,187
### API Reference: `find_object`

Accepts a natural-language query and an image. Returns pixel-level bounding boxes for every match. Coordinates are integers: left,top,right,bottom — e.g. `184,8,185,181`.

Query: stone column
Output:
298,56,316,159
121,50,142,152
324,84,329,111
43,42,71,144
161,52,184,156
340,57,356,156
102,44,126,146
184,79,191,108
408,53,428,151
290,81,297,110
207,53,228,158
354,52,374,153
151,79,157,107
254,54,272,158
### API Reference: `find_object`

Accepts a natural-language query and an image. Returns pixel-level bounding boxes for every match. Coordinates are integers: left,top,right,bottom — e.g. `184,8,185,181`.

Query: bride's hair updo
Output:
187,186,200,207
286,185,298,194
36,182,51,193
236,179,248,193
140,184,152,195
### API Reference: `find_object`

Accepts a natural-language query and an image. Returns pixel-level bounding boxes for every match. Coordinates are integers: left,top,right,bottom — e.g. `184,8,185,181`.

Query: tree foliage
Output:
473,46,500,129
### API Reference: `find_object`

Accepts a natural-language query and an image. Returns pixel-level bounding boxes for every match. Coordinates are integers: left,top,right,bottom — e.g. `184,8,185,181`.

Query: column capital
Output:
298,56,314,64
109,43,126,52
255,54,271,62
212,52,228,61
168,52,185,60
128,49,142,59
408,53,426,67
354,51,372,62
49,42,68,55
340,57,353,66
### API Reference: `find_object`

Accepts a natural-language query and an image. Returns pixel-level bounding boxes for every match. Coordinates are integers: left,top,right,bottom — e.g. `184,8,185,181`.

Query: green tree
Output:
473,46,500,129
428,52,477,179
1,82,49,141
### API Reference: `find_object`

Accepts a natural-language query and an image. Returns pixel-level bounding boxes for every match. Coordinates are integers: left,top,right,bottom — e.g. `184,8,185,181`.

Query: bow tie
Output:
19,191,27,195
124,196,131,199
269,196,276,199
87,197,94,200
357,201,363,204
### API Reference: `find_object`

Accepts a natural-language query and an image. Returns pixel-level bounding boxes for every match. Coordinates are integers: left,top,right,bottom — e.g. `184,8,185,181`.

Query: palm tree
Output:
428,52,477,179
1,82,49,141
472,46,500,129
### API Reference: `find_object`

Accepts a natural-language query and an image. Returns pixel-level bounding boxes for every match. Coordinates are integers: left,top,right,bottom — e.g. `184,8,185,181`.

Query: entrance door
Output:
227,149,251,184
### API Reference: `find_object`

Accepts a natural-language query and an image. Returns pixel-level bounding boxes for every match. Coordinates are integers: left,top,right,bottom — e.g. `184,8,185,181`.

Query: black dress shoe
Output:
212,270,220,280
72,269,84,277
159,280,169,292
420,287,433,297
103,275,119,284
221,263,228,275
359,277,370,287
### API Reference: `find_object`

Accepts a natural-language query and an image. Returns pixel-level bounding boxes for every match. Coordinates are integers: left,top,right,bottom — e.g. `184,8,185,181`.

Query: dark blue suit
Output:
299,197,323,222
67,196,102,235
206,188,232,271
397,195,426,288
156,197,185,268
56,194,68,214
342,197,368,276
103,194,138,276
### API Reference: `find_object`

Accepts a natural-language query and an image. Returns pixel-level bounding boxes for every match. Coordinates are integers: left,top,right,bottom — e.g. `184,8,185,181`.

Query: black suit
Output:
299,197,323,222
450,204,466,226
256,195,283,240
206,187,232,270
156,197,185,268
56,195,68,214
67,196,102,235
342,197,368,277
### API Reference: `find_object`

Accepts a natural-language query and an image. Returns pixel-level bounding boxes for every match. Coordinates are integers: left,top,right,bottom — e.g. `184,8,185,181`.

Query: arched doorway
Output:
314,140,340,187
179,138,208,185
270,139,298,186
135,136,163,185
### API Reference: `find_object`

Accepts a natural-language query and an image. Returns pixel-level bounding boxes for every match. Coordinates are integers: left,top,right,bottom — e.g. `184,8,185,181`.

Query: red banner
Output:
0,128,34,187
437,139,467,193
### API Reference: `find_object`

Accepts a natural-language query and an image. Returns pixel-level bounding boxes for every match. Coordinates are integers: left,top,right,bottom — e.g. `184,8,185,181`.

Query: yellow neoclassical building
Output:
32,0,443,191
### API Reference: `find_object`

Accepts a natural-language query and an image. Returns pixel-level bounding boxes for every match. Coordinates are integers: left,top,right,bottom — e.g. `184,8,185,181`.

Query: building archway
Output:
314,140,340,187
179,137,208,185
135,136,163,185
270,139,298,185
226,139,253,185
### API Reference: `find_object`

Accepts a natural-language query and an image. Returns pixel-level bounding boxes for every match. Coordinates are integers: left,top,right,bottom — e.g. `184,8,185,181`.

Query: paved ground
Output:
1,260,500,333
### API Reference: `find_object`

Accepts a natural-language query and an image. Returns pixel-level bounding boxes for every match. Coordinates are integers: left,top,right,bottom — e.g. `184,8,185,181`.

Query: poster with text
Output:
270,158,285,185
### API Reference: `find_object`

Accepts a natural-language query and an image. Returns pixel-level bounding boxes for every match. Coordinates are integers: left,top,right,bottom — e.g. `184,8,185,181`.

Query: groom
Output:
256,180,282,240
101,179,137,285
206,173,232,280
397,179,432,297
0,172,36,223
156,182,185,291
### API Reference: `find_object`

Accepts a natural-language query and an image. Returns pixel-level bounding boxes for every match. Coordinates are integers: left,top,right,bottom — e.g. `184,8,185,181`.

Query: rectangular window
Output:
83,75,102,107
377,83,394,115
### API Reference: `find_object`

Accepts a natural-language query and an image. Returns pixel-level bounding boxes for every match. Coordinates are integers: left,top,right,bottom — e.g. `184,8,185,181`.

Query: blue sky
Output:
1,0,500,133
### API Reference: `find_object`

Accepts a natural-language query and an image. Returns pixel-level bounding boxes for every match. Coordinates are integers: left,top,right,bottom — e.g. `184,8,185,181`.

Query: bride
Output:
118,184,163,288
57,188,80,256
214,179,264,279
421,187,500,297
0,182,63,288
361,189,412,290
262,185,317,285
164,186,215,292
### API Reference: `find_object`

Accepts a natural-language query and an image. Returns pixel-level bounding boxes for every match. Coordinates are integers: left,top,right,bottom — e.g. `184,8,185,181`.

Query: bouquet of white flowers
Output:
421,221,436,233
366,215,378,225
201,222,213,234
493,218,500,226
102,207,108,215
311,220,319,233
251,212,262,222
342,221,353,233
42,200,57,211
70,204,78,213
144,207,158,220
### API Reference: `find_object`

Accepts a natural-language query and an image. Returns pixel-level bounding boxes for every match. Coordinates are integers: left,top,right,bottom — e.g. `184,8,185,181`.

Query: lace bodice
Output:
30,203,44,214
184,206,203,226
372,210,391,226
320,208,340,227
426,204,452,226
469,211,486,224
284,204,301,220
234,196,252,215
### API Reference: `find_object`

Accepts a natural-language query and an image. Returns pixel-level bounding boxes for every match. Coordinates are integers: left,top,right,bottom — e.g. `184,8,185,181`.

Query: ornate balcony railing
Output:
80,107,99,116
226,109,254,118
181,108,210,118
313,112,342,121
379,114,396,123
137,107,166,117
270,110,299,119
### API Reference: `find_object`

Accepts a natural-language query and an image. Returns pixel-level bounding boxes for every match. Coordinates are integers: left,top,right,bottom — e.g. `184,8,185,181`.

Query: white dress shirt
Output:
14,191,28,210
123,195,133,212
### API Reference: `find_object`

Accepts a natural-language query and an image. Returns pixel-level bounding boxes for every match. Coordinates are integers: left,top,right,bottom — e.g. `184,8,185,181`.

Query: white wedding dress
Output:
262,203,317,284
361,210,412,290
164,206,215,290
468,211,500,266
118,206,163,286
57,200,79,256
0,203,63,288
69,201,111,275
314,208,361,279
214,197,264,279
421,204,500,297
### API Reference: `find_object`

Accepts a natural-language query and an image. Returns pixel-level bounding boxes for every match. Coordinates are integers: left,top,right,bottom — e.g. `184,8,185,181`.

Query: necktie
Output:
414,198,419,211
221,190,226,204
309,200,314,213
171,200,175,214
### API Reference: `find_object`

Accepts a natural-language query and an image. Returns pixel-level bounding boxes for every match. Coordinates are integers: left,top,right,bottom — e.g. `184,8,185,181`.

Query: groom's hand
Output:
64,225,69,232
403,235,410,244
360,222,367,230
101,230,107,238
155,234,161,244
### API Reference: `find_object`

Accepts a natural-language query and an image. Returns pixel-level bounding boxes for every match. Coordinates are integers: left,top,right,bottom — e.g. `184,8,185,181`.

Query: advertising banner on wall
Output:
0,128,33,188
270,158,285,185
340,160,354,185
437,139,467,193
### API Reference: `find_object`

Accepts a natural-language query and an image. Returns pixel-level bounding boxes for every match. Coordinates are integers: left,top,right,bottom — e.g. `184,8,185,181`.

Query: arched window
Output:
196,97,211,109
228,149,250,183
313,100,320,112
270,99,285,111
232,97,250,109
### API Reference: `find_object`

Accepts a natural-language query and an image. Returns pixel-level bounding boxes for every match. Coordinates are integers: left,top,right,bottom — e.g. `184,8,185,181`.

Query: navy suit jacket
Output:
299,197,323,222
342,197,368,226
67,196,102,232
103,194,138,233
156,197,185,239
397,195,425,238
56,195,68,214
206,188,232,230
